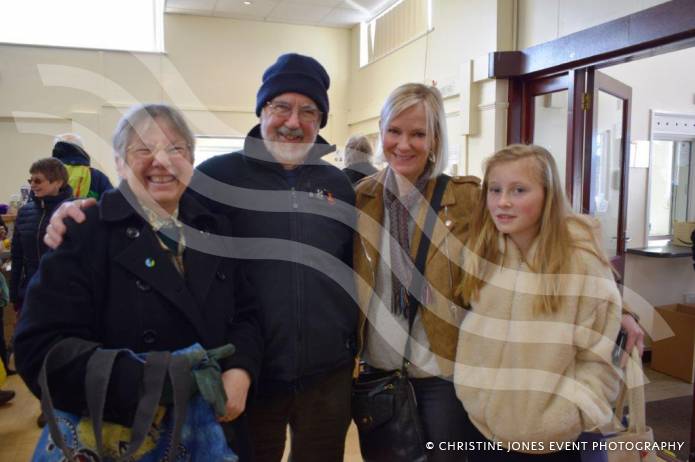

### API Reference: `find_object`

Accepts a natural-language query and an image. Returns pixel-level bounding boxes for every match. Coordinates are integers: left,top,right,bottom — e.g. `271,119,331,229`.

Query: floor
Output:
0,371,362,461
0,296,689,462
0,364,688,461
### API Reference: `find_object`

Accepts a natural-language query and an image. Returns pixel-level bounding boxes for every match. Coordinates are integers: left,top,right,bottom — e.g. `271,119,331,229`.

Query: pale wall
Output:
517,0,671,49
0,13,350,204
347,0,515,177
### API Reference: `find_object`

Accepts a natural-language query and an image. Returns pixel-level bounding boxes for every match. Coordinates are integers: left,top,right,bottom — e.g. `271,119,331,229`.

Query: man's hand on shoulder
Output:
44,198,97,249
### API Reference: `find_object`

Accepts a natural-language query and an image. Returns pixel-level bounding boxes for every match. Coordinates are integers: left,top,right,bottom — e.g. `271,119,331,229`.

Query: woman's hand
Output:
218,368,251,423
44,198,96,249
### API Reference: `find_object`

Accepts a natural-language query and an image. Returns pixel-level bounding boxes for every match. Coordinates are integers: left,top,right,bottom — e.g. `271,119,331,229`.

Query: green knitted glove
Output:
192,344,235,416
159,344,236,417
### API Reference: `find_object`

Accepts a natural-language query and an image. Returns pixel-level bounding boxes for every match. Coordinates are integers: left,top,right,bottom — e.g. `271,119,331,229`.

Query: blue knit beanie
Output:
255,53,330,128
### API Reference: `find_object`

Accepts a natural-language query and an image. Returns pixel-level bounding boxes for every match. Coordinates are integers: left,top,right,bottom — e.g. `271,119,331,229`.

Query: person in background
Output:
343,134,377,185
456,144,621,461
14,104,262,459
52,133,113,199
354,83,480,461
10,159,73,318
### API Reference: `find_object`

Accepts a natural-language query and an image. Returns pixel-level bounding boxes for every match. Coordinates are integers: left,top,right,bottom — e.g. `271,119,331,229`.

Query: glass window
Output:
648,140,693,237
194,137,244,167
360,0,431,67
533,91,568,190
0,0,164,52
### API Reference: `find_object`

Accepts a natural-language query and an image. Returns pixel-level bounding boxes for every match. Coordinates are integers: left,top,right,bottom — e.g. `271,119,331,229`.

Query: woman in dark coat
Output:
10,158,73,314
14,103,262,460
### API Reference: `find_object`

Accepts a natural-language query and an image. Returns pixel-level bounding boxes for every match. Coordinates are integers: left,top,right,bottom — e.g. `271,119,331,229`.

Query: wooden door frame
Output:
586,70,632,275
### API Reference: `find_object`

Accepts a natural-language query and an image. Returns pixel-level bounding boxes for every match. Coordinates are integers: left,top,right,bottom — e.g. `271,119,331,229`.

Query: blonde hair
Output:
459,144,611,313
378,83,448,178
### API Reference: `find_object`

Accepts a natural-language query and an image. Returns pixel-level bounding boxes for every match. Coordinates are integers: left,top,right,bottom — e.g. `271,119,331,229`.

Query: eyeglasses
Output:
265,101,322,124
28,177,45,185
126,143,190,159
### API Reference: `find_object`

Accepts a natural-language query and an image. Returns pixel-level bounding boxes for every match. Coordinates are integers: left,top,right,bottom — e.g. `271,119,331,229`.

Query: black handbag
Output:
352,175,450,462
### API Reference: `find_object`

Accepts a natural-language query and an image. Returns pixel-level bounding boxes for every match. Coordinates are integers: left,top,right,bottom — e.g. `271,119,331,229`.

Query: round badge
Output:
145,258,156,268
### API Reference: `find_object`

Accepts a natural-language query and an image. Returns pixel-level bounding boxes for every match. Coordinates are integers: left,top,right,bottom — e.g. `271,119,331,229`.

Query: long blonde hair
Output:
459,144,611,313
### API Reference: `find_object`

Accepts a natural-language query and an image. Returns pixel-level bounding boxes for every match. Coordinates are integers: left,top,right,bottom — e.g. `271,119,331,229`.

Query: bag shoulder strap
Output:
402,174,451,371
39,338,100,462
614,348,647,433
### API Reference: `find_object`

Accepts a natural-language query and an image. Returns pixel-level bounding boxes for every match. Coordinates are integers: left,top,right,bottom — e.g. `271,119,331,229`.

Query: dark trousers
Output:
463,412,581,462
222,415,254,462
409,375,469,462
247,364,353,462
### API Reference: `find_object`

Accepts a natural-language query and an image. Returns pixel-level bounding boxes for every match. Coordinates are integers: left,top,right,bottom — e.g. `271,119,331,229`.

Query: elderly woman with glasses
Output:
14,103,262,460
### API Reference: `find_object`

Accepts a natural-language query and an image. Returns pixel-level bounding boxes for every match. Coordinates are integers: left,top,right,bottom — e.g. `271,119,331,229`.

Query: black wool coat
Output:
14,186,263,425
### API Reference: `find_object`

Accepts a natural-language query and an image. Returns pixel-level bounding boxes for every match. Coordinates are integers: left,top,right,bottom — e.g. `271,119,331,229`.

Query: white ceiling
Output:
165,0,398,28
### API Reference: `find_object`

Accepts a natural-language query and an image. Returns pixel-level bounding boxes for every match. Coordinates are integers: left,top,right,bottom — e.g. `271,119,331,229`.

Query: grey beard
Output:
263,138,313,166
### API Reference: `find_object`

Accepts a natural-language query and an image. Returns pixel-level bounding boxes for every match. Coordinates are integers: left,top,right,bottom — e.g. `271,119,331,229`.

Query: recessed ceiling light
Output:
243,1,251,4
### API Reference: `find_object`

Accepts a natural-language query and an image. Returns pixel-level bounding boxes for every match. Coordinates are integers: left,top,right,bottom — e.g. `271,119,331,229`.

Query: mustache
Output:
277,126,305,138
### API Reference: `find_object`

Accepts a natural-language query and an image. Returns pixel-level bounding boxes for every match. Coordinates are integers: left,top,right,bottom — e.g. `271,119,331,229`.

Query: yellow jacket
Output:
353,170,480,376
454,226,622,451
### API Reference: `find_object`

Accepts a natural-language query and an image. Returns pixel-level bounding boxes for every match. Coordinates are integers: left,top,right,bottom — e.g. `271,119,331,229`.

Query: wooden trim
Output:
490,0,695,78
507,79,523,144
593,71,633,258
567,68,585,209
581,69,596,215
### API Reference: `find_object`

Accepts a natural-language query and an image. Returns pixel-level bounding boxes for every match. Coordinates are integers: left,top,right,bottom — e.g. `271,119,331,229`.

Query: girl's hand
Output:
620,313,644,368
218,368,251,423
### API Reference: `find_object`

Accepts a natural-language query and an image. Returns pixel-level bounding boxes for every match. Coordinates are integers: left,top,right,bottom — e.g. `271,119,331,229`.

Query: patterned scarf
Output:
383,165,431,317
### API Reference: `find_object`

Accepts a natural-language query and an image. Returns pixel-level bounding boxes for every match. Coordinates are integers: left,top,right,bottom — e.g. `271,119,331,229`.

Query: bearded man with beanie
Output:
190,53,357,461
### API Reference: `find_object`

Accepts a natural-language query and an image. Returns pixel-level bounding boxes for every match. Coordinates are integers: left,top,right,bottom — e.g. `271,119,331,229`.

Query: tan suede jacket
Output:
353,170,481,376
454,227,622,452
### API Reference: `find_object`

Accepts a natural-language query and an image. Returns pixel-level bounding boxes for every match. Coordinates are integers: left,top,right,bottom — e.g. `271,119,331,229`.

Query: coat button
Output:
445,219,453,227
136,280,151,291
216,271,227,281
142,329,157,345
126,227,140,239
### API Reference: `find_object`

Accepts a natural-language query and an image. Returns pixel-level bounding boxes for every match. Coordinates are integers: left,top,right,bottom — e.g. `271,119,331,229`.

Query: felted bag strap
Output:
38,337,101,462
402,174,451,372
85,350,172,461
167,354,195,454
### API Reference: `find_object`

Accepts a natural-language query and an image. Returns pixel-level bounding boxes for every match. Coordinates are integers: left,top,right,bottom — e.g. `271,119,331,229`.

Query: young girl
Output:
455,144,621,461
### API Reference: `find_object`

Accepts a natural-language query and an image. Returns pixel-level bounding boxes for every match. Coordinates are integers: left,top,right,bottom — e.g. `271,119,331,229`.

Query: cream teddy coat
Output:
454,224,622,452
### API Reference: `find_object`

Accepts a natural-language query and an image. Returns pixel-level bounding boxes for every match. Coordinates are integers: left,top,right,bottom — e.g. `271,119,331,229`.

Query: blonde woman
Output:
456,144,622,461
354,83,480,461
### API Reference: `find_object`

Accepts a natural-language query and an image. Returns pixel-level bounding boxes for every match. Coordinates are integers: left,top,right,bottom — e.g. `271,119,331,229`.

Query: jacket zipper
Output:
36,199,46,259
357,234,376,358
290,181,303,382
